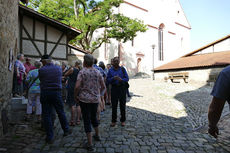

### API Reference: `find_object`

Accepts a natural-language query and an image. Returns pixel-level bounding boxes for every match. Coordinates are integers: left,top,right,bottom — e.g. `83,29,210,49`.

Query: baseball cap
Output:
40,54,52,61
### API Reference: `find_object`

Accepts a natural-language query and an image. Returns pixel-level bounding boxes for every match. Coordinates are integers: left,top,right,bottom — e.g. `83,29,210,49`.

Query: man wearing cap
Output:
39,55,71,144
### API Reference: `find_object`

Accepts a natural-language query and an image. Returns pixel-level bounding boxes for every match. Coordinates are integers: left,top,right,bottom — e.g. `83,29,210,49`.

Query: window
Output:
158,23,165,61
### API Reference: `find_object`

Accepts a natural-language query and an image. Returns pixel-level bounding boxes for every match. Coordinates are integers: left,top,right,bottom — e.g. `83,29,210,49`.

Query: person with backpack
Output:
25,61,42,122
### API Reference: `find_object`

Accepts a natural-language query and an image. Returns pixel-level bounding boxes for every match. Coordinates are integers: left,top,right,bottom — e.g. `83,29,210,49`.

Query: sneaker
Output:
63,129,72,137
93,134,101,141
83,142,95,152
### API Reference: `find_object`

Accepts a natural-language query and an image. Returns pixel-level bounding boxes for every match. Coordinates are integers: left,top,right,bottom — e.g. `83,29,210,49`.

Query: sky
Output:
180,0,230,51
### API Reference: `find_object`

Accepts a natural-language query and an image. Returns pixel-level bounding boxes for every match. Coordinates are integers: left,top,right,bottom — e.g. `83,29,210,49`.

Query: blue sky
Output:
180,0,230,51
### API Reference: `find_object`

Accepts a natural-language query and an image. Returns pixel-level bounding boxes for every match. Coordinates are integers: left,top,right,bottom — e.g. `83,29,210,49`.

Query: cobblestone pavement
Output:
1,78,230,153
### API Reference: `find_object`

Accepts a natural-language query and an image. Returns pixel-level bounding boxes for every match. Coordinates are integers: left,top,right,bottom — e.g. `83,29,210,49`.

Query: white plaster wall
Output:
214,38,230,52
35,41,44,55
52,45,66,58
94,40,119,65
47,43,56,55
94,0,191,76
194,38,230,55
121,0,190,76
47,25,62,42
22,40,39,56
70,48,85,57
35,21,45,40
60,35,67,44
22,16,33,37
155,67,225,83
120,2,148,22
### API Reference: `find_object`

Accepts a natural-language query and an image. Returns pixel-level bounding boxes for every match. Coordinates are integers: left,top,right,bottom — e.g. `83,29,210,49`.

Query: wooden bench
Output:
168,72,189,83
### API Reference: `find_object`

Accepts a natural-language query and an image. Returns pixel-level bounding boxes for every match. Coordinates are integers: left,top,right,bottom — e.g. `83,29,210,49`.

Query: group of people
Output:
13,54,42,122
12,53,130,151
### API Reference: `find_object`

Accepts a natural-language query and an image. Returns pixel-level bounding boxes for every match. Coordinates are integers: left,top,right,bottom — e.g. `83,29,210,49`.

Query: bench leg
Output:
170,79,173,83
183,78,188,83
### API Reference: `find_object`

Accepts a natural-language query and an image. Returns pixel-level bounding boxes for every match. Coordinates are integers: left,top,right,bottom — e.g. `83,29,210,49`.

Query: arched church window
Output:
158,23,165,61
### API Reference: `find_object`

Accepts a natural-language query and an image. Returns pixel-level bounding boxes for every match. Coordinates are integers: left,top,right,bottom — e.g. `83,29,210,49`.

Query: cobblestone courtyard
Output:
1,78,230,153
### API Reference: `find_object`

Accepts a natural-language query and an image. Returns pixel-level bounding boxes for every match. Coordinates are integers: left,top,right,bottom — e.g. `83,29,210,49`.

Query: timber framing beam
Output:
49,32,65,56
22,25,42,56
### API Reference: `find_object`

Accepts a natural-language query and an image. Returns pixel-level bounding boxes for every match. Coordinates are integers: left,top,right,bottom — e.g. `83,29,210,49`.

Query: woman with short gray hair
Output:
13,54,26,97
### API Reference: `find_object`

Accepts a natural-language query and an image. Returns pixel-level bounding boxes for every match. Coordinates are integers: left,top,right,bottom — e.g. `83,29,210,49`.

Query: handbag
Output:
121,67,129,88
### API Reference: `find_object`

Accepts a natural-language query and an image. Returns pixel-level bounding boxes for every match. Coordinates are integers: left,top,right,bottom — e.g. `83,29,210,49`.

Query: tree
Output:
27,0,147,53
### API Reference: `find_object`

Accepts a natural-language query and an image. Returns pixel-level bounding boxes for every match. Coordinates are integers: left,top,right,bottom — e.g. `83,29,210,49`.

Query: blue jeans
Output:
40,90,69,140
80,102,99,133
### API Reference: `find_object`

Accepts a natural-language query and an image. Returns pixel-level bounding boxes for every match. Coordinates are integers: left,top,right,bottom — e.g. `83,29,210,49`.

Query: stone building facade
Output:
0,0,18,136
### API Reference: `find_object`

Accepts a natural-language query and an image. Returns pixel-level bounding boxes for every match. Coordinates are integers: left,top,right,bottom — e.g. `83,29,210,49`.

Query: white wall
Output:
93,0,191,77
119,0,191,76
194,38,230,55
154,67,225,83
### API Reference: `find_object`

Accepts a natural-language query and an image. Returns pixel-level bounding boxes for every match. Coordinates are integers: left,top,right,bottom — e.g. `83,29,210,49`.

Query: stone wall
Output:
0,0,18,136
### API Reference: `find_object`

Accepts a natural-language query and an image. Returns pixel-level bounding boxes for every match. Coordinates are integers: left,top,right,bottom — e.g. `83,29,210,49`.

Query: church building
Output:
94,0,191,77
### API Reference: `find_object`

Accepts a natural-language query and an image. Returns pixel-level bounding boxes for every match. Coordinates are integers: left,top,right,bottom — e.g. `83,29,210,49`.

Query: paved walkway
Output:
1,78,230,153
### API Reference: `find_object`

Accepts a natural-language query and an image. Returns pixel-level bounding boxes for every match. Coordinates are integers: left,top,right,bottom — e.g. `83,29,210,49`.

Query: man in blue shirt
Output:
107,57,129,127
93,58,106,77
39,55,71,144
208,65,230,138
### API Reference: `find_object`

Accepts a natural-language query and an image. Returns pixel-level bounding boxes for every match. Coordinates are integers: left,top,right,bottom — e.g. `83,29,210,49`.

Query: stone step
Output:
11,97,27,111
10,97,27,123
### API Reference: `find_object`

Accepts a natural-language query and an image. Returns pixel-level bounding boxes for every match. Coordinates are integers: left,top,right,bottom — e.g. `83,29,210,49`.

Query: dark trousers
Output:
12,72,23,95
40,90,69,140
111,85,126,123
80,102,99,133
41,107,56,129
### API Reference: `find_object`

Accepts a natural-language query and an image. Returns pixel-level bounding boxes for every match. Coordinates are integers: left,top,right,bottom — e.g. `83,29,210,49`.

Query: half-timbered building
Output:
19,5,83,61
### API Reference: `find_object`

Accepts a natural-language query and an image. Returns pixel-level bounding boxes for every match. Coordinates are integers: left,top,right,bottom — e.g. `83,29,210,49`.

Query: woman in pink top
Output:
74,54,106,151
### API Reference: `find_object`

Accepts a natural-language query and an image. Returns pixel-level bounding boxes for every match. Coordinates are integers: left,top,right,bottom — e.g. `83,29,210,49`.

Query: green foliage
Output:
27,0,147,53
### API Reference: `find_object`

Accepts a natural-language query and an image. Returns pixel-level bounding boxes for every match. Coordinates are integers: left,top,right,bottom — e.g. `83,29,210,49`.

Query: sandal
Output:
76,120,80,125
121,122,125,127
69,121,76,126
110,122,116,127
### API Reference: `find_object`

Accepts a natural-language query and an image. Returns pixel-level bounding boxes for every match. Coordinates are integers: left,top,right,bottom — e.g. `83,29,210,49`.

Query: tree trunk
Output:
73,0,79,18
